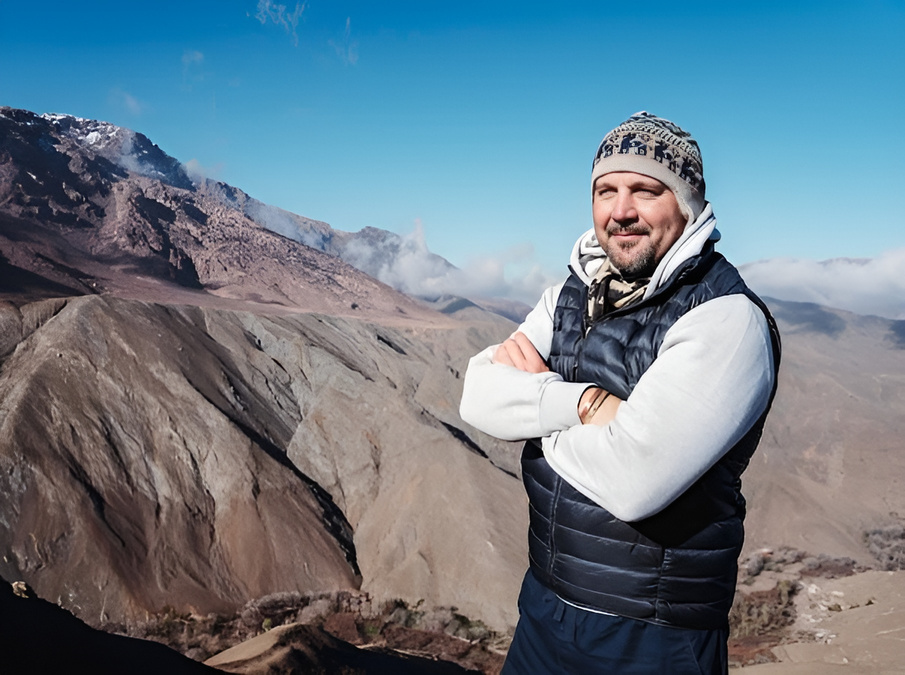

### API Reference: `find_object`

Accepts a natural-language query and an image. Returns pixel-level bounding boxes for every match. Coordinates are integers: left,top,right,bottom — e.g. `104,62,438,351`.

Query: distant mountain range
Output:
739,252,905,321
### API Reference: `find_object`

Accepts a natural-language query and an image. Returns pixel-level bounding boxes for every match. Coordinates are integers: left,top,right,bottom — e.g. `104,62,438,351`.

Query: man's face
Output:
592,172,687,279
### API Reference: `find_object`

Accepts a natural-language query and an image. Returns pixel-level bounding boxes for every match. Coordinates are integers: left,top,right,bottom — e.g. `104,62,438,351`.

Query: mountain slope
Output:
743,299,905,561
0,105,525,630
0,106,440,323
0,293,523,630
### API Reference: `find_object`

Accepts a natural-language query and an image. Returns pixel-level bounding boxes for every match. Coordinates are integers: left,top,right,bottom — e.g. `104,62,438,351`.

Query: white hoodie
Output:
459,206,775,522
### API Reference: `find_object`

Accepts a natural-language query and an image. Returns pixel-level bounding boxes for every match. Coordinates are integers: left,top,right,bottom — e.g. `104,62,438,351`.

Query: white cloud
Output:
248,210,556,306
739,249,905,320
329,17,358,65
455,247,558,305
245,199,328,249
110,89,145,116
255,0,306,46
341,220,558,306
182,50,204,68
181,50,205,89
123,93,143,115
183,158,223,184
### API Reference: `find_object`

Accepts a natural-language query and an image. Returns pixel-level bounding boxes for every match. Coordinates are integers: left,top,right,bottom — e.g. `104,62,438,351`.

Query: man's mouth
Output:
609,228,649,237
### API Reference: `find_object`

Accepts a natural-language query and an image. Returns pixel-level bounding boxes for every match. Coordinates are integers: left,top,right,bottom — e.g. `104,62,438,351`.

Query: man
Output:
459,112,780,674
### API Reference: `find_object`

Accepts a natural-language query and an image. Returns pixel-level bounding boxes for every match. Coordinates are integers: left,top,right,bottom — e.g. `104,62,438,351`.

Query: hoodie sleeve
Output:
459,280,589,440
541,294,775,522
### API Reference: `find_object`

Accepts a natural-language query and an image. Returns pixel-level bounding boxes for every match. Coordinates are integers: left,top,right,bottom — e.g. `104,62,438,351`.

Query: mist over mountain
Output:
740,252,905,321
2,105,904,671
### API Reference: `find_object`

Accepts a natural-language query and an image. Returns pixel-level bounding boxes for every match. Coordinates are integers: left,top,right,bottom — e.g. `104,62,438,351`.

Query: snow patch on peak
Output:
41,114,126,157
42,112,88,124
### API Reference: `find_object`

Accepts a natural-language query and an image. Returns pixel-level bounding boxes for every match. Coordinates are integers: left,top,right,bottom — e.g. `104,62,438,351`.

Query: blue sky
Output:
2,1,904,314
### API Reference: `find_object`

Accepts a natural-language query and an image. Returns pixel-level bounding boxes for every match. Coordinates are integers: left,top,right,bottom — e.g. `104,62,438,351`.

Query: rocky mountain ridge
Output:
1,106,456,324
0,106,514,321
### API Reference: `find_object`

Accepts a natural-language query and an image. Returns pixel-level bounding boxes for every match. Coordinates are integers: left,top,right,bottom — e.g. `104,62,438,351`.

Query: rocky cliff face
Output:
0,106,443,321
0,293,524,629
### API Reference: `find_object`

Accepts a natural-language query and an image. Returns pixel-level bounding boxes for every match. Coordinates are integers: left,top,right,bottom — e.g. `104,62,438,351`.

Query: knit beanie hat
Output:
591,111,705,222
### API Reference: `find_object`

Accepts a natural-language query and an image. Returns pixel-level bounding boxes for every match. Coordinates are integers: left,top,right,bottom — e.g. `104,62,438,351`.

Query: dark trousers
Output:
501,570,728,675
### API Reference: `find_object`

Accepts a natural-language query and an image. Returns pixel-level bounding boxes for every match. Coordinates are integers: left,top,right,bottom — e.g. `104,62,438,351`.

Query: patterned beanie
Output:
591,111,705,222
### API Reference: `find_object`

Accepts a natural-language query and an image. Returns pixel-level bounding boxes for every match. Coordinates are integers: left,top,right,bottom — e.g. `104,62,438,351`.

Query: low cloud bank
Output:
740,249,905,320
340,221,558,306
247,203,905,321
238,204,558,304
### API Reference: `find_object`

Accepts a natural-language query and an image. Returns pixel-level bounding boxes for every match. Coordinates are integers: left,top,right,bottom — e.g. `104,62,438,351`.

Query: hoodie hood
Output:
569,203,719,298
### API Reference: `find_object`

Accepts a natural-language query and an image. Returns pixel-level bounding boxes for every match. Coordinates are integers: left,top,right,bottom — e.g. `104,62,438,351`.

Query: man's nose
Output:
611,189,637,223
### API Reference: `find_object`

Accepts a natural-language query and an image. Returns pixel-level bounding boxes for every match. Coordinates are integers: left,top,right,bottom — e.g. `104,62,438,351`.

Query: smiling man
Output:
460,112,781,674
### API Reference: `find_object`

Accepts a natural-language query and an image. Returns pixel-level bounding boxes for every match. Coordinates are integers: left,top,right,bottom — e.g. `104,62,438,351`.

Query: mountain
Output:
0,106,452,322
742,299,905,561
0,106,524,635
0,106,520,322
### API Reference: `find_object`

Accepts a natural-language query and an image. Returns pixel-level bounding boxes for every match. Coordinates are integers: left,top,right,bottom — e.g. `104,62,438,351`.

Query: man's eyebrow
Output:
627,179,665,191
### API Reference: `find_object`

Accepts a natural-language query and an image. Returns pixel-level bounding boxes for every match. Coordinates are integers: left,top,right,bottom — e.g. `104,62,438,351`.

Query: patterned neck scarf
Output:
587,257,650,323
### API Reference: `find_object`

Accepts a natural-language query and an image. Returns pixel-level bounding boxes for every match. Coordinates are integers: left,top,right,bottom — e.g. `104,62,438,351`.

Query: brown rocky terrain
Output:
2,576,500,674
2,106,904,671
743,300,905,563
0,106,526,672
726,551,905,673
0,295,524,632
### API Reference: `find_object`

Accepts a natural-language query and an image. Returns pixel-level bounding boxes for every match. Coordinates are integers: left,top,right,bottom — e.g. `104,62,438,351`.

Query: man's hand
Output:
492,332,549,373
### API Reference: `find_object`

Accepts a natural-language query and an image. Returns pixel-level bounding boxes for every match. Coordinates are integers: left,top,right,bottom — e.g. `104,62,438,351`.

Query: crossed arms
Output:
493,331,622,427
459,283,776,522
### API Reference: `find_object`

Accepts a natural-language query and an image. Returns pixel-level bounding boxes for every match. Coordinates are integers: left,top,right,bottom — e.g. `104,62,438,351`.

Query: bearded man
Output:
460,112,781,674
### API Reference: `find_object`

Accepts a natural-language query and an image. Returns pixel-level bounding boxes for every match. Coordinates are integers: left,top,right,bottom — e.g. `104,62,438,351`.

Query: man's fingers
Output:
492,340,517,368
491,342,508,365
502,338,528,370
511,332,549,373
491,333,549,373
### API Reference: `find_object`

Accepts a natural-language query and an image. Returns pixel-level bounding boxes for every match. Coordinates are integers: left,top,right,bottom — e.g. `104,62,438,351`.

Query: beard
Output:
604,234,658,280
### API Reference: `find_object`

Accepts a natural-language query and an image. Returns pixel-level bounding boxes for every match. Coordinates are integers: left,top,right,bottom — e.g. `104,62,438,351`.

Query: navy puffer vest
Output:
522,247,780,630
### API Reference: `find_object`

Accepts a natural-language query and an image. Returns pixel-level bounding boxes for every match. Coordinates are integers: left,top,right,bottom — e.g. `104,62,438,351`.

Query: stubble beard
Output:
605,239,657,280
